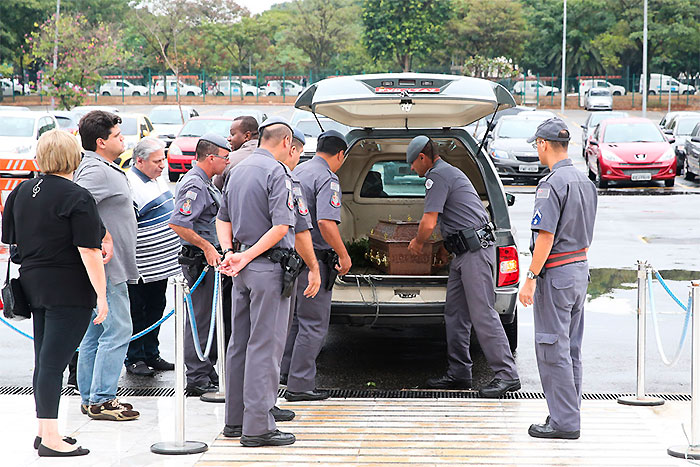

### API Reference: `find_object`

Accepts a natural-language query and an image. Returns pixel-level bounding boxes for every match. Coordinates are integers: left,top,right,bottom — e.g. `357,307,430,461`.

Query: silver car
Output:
584,87,613,110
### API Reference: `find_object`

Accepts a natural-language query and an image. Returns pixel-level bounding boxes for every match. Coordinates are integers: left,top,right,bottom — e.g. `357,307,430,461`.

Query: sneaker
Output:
87,399,140,421
144,356,174,371
126,361,155,377
81,400,132,415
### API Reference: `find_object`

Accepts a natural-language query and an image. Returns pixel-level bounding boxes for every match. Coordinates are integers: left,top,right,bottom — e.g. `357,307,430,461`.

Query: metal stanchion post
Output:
201,271,226,403
618,261,665,406
669,282,700,459
151,277,208,455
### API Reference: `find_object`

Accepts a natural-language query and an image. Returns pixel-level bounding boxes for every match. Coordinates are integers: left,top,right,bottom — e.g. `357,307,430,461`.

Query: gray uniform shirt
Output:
212,138,258,192
217,148,295,250
288,171,313,234
529,158,597,254
170,165,222,248
292,157,342,250
423,158,489,237
74,151,139,284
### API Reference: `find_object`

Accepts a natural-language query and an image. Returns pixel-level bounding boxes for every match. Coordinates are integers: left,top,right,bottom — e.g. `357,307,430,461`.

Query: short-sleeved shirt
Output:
423,158,489,237
292,156,342,250
170,165,222,248
74,151,138,284
212,139,258,192
217,148,295,251
1,175,105,309
529,158,597,254
279,164,312,234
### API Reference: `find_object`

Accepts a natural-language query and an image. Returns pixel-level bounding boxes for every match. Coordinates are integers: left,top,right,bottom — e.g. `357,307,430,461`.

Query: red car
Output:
585,117,676,188
167,116,236,181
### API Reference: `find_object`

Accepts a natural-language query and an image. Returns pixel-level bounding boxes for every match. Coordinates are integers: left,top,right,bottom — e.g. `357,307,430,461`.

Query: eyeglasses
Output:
210,153,229,160
531,139,544,150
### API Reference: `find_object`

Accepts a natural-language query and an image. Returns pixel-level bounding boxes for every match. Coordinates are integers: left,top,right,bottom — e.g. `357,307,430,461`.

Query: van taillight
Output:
497,246,519,287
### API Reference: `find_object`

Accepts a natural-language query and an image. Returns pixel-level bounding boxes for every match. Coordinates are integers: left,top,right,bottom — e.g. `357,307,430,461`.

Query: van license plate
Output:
519,165,539,173
631,173,652,181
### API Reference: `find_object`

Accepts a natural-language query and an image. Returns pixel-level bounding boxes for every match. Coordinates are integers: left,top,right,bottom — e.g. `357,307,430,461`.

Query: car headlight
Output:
658,146,676,162
601,149,623,162
490,149,509,159
12,145,33,154
168,143,182,156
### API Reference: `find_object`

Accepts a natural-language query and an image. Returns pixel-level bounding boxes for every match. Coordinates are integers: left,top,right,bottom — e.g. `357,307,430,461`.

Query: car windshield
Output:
496,119,543,139
55,116,75,129
603,123,665,143
589,112,626,128
120,117,138,135
296,120,349,138
589,89,611,96
149,109,188,125
179,119,232,138
677,118,700,136
0,116,35,136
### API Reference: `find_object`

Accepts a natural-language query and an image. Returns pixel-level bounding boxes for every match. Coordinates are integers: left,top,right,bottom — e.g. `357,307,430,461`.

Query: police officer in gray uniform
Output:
520,118,597,439
282,129,351,402
169,133,231,396
406,135,520,398
216,117,299,447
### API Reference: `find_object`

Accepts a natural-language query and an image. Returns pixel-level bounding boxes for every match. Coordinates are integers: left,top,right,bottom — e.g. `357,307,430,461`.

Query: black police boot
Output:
271,406,295,421
185,382,218,397
478,377,521,398
126,361,155,377
240,430,295,447
424,375,472,390
285,389,330,402
223,424,242,438
279,373,288,386
528,419,579,440
145,356,174,371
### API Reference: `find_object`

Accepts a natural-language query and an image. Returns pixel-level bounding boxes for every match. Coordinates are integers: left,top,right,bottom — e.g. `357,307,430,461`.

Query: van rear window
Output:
360,161,425,198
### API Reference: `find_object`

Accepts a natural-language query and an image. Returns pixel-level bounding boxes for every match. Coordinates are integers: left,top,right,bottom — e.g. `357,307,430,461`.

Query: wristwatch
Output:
222,248,235,256
526,270,539,280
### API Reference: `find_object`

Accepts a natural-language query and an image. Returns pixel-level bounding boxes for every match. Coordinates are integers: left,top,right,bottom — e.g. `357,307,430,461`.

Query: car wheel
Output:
102,91,111,96
216,92,224,96
157,91,164,96
595,162,608,188
13,90,21,96
503,309,518,353
187,91,195,96
664,178,675,187
132,91,141,96
245,92,254,96
613,91,621,96
268,92,276,96
168,171,180,183
649,90,656,96
685,159,696,180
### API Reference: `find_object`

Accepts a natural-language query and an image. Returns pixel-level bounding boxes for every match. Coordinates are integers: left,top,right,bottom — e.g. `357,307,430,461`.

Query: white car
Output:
261,80,304,96
209,79,258,97
99,79,149,96
1,78,30,96
579,79,626,96
511,80,559,96
584,88,613,111
148,105,199,149
0,111,58,175
153,79,202,97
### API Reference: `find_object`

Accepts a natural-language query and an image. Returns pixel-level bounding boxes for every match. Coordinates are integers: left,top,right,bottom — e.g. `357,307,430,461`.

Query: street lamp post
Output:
642,0,648,117
52,0,60,109
561,0,567,114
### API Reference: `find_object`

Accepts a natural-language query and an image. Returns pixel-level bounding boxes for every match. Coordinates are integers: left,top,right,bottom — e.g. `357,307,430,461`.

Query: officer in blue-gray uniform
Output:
169,132,231,396
216,116,300,447
281,129,352,402
519,118,597,440
406,135,520,398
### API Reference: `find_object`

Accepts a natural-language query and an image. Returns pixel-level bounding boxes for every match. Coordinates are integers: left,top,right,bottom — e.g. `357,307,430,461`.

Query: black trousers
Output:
32,306,92,418
126,279,168,365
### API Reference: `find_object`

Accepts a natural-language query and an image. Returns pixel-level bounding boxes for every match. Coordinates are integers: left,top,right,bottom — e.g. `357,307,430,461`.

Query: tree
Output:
362,0,453,72
28,13,127,109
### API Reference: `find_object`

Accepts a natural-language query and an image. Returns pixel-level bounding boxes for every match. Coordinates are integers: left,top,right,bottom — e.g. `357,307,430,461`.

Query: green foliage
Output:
462,56,519,78
345,237,371,268
28,13,128,109
362,0,453,72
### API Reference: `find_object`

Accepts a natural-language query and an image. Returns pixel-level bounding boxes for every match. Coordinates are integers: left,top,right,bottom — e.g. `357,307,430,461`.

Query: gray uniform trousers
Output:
279,278,299,370
445,245,518,381
533,262,588,432
281,265,332,392
224,259,291,436
182,266,219,386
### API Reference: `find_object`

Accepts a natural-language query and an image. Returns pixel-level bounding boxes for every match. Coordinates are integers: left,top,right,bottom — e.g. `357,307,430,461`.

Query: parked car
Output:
209,79,258,97
585,117,676,188
261,80,304,96
295,116,352,158
222,108,268,124
579,79,626,96
642,73,696,95
153,79,202,96
580,111,629,157
683,122,700,180
465,105,538,141
0,78,30,96
485,113,555,182
663,113,700,174
50,110,81,135
0,106,30,111
584,88,613,111
511,80,559,96
114,113,157,170
99,79,149,96
167,116,236,182
0,111,58,176
294,73,520,350
71,105,121,120
148,105,199,151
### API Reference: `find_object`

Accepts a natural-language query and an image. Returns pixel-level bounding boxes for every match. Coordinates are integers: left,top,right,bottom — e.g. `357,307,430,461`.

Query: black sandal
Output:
37,444,89,457
33,436,77,450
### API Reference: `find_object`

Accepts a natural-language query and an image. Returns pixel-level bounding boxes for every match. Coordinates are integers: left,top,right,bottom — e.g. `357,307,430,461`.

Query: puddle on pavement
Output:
587,268,700,315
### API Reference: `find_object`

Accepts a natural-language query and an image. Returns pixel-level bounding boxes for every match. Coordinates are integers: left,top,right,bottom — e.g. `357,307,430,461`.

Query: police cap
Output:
406,135,430,164
318,129,347,146
292,127,306,145
527,117,570,143
199,132,231,151
258,116,293,135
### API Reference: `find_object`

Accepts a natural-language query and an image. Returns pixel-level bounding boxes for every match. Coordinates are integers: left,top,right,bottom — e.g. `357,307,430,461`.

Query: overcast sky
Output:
237,0,293,14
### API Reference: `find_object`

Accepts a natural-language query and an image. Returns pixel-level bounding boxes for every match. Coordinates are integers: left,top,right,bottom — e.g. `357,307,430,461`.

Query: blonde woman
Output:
1,129,108,457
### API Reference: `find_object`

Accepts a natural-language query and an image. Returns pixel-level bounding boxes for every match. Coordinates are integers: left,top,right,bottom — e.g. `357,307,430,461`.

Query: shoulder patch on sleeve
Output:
532,209,542,226
425,179,434,189
285,179,292,190
536,188,550,199
179,198,193,215
330,190,341,208
330,181,340,192
185,190,198,200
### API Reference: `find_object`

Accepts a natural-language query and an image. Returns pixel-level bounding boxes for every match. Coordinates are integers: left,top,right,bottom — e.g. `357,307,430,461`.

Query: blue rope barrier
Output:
653,270,689,312
647,269,692,367
184,268,219,362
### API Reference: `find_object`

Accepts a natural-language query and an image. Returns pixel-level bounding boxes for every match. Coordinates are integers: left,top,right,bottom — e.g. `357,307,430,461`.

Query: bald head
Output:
259,124,292,161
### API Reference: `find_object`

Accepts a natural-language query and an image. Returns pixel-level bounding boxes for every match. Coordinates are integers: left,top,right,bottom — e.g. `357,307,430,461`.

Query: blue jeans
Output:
77,279,132,405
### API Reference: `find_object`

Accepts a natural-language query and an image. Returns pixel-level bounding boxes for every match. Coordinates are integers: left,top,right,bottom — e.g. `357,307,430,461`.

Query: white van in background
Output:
641,73,696,95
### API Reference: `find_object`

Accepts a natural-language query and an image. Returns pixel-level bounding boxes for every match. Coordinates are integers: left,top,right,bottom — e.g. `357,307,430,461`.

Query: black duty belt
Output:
233,240,303,297
233,241,291,264
544,248,588,269
443,223,496,255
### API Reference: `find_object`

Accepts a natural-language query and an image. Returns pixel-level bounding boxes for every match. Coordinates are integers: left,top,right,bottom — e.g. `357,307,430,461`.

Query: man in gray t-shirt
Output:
74,111,140,421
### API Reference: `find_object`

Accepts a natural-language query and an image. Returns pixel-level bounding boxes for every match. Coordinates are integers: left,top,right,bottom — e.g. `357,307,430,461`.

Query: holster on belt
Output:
234,240,304,298
444,223,495,255
178,245,206,283
315,249,339,291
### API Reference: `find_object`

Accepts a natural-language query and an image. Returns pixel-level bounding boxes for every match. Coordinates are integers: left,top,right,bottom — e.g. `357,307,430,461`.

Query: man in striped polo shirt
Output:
124,137,182,376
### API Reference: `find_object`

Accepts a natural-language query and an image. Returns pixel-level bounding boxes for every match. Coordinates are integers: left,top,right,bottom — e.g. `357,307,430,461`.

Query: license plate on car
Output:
519,165,539,173
631,173,652,181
